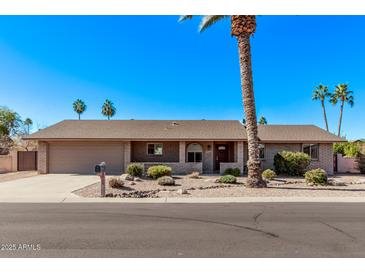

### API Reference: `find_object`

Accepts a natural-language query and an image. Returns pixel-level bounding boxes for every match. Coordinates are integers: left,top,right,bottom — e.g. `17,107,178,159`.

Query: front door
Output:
215,144,229,171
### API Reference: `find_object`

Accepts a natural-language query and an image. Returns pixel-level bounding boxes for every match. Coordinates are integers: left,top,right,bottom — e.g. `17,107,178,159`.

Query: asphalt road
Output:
0,203,365,257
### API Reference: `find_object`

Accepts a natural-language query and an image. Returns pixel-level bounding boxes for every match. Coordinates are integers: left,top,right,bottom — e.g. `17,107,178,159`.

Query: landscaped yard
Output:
73,174,365,199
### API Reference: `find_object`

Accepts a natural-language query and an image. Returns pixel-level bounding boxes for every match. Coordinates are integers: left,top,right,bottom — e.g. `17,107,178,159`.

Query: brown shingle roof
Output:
24,120,344,143
257,125,345,142
24,120,247,140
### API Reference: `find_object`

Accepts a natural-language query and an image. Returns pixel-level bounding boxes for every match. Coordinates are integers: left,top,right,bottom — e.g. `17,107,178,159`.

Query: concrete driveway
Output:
0,174,98,202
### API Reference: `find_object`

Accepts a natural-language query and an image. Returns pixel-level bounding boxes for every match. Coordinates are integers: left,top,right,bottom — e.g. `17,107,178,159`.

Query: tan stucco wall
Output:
308,143,334,175
0,155,13,173
259,143,334,175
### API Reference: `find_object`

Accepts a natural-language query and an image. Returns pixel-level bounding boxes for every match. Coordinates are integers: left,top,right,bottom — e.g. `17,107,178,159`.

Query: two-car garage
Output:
48,142,124,174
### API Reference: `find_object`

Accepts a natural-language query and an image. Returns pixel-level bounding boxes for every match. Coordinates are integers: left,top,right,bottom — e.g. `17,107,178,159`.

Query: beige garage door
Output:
49,142,124,174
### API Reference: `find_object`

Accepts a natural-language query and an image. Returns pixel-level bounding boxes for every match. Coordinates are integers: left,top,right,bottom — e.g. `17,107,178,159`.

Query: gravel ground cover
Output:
0,171,38,183
73,174,365,199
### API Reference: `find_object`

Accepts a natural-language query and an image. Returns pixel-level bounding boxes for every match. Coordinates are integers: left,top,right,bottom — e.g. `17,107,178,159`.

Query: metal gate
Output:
17,151,37,171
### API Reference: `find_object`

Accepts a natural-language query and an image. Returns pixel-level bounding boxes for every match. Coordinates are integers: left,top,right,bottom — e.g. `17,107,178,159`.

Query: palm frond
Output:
199,15,228,32
348,95,354,107
178,15,193,23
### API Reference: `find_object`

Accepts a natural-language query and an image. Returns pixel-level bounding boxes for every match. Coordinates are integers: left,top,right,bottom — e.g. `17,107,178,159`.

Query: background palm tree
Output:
102,99,116,120
179,15,265,187
73,99,86,120
23,118,33,135
259,116,267,125
312,84,330,131
330,83,354,136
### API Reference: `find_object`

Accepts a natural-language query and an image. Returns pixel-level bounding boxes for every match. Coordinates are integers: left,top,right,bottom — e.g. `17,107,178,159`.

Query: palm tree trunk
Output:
237,33,266,188
338,101,344,136
108,116,110,120
321,100,329,131
78,113,80,120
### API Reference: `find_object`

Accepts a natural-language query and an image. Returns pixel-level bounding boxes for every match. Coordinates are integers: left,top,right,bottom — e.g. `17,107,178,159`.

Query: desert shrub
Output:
188,171,200,179
157,176,175,186
223,167,241,177
127,163,143,177
108,177,124,188
217,175,237,184
147,165,172,179
274,151,310,176
334,142,360,157
262,169,276,180
304,168,328,186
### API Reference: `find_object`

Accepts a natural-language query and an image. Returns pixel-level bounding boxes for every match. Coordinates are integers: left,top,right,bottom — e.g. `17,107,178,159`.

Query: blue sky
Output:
0,16,364,139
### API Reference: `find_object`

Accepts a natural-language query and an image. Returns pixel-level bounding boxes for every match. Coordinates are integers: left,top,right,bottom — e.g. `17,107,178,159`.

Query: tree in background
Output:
0,107,22,154
312,84,331,131
179,15,265,188
73,99,87,120
24,118,33,135
259,116,267,125
330,84,354,137
102,99,116,120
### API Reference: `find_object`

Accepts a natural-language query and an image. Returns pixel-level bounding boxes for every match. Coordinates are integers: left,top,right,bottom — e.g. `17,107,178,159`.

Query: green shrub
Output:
157,176,175,186
108,177,124,188
223,167,241,177
274,151,310,176
262,169,276,180
304,168,328,186
147,165,172,179
127,163,143,177
217,175,237,184
334,142,360,157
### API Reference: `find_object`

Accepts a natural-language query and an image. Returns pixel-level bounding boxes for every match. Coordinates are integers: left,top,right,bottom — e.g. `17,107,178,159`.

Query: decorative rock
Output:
355,179,365,184
120,174,134,181
177,188,188,195
157,176,175,186
134,177,143,182
331,181,347,186
129,182,136,186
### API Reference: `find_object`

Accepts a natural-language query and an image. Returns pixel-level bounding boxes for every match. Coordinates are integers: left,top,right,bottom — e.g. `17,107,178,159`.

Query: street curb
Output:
61,196,365,203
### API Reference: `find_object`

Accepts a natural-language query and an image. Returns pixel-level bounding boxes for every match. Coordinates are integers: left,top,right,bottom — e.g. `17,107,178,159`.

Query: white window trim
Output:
302,143,319,160
147,143,163,156
186,143,203,163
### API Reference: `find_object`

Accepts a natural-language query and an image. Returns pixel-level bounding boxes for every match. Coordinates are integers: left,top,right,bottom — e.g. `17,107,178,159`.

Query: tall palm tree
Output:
312,84,330,132
73,99,87,120
330,84,354,137
102,99,116,120
23,118,33,135
179,15,265,187
259,116,267,125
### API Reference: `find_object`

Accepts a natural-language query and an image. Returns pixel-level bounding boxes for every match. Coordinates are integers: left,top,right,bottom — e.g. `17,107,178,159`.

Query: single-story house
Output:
23,120,344,175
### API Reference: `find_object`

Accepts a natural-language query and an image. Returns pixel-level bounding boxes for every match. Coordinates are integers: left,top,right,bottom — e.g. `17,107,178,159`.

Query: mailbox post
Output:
95,162,106,197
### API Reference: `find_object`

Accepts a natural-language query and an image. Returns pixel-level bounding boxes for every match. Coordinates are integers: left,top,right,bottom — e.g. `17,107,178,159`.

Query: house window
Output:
302,144,319,160
147,143,163,155
187,143,203,163
258,144,265,159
